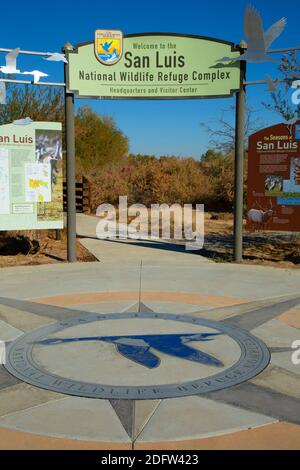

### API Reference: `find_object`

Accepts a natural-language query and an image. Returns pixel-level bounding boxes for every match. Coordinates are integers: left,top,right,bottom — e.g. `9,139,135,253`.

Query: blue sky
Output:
0,0,299,158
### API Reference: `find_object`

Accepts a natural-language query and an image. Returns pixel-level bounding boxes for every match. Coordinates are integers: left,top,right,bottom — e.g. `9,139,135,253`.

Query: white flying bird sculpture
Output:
0,48,20,74
43,52,68,63
22,70,49,83
217,5,287,63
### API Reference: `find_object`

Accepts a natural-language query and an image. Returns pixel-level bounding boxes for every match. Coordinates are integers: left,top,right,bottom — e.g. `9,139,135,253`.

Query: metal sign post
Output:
234,43,246,263
63,43,77,263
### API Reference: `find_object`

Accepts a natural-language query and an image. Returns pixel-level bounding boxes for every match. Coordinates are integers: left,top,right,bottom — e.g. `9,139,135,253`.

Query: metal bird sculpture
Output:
22,70,49,83
0,48,20,74
43,53,68,63
35,332,224,369
217,5,287,63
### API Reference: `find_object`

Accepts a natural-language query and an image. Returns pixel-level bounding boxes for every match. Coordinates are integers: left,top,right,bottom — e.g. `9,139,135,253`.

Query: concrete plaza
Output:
0,220,300,449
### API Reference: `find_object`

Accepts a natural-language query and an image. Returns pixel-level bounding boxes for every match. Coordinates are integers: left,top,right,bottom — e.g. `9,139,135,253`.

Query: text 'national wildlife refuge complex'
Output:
67,34,242,99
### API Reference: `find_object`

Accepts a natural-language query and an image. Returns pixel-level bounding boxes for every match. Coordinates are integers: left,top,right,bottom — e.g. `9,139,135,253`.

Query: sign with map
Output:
66,32,242,100
247,121,300,232
0,122,63,231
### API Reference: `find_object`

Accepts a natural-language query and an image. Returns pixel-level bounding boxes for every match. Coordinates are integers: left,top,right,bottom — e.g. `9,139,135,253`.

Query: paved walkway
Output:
76,213,211,265
0,218,299,449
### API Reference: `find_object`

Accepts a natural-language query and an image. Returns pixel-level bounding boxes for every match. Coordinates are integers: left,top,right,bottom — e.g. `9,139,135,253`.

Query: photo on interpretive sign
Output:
247,121,300,231
35,129,62,164
35,129,63,223
265,175,283,196
0,122,63,231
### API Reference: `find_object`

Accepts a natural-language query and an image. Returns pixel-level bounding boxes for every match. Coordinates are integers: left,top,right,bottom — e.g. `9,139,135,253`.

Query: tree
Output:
0,83,64,124
262,52,300,121
200,149,224,164
199,105,263,153
75,106,129,174
0,86,129,175
200,150,234,209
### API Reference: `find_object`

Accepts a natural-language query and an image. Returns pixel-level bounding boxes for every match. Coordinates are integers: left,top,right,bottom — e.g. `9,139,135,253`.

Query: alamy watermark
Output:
291,80,300,105
0,341,6,365
95,196,204,250
291,340,300,365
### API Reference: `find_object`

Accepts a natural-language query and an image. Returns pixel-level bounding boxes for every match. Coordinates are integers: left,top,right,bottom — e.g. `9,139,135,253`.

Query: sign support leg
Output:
64,43,76,262
233,58,246,263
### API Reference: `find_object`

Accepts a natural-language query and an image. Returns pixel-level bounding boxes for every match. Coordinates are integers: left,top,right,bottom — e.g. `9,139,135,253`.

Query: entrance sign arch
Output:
63,32,245,262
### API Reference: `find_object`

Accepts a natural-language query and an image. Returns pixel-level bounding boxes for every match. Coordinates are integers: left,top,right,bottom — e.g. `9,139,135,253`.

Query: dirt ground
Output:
0,212,299,269
201,212,300,269
0,234,96,268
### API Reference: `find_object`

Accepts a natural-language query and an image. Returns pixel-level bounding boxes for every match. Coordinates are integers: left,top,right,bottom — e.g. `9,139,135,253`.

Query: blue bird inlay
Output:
35,332,224,369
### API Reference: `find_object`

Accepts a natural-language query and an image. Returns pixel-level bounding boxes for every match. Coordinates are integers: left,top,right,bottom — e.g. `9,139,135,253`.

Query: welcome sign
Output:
66,33,242,100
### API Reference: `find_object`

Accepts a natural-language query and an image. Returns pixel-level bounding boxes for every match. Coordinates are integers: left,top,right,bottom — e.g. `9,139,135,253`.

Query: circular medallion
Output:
5,312,270,400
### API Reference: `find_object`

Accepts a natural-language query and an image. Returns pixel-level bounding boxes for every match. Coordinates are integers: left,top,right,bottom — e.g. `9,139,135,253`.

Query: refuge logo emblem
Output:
95,29,123,65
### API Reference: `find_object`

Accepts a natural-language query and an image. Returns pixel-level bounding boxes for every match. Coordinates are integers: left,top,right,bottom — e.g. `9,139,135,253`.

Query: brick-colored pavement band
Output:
0,427,131,450
33,291,247,307
134,422,300,450
0,422,300,450
33,291,300,329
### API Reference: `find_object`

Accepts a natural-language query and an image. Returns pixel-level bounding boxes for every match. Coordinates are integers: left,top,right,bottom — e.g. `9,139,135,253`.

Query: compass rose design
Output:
4,291,300,403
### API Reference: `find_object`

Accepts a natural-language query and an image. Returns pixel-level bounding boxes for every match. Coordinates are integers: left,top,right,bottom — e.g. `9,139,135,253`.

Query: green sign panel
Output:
0,122,63,231
67,33,242,100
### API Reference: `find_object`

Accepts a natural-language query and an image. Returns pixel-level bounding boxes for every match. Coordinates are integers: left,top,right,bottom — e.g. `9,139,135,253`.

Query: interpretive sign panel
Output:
0,122,63,230
247,122,300,231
